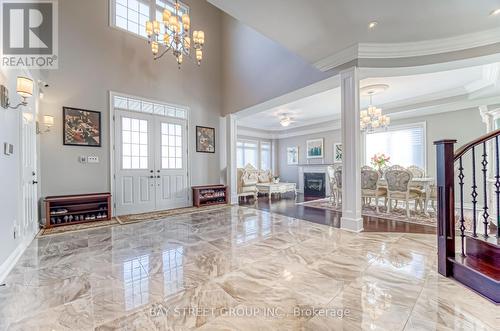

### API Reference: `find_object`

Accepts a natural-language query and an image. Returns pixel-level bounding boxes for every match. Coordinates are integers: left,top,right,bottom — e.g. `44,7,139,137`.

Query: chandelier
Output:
145,0,205,68
360,85,390,131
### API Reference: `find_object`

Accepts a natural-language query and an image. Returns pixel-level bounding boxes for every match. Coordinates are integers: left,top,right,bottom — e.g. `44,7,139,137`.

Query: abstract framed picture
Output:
63,107,101,147
196,126,215,153
334,143,343,163
306,138,324,159
287,146,299,165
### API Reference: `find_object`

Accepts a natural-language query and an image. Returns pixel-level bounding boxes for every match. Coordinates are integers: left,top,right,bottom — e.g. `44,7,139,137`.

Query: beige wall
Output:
39,0,223,198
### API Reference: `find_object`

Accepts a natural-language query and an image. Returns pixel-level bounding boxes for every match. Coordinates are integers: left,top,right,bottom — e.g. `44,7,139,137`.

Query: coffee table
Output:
256,182,297,201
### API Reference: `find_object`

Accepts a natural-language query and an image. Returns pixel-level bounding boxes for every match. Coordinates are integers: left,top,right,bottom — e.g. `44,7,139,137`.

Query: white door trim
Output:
109,91,192,216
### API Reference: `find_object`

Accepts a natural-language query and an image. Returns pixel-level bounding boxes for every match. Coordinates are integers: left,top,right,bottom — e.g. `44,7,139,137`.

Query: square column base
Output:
340,217,364,232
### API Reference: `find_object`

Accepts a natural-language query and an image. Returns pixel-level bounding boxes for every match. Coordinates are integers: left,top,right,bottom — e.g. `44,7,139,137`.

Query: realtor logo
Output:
1,0,58,69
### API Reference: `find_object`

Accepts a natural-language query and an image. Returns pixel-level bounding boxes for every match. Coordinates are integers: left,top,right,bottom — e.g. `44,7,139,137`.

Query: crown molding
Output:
314,27,500,72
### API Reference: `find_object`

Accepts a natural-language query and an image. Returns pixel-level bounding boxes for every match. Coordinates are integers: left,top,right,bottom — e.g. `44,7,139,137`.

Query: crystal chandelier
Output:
360,93,390,131
145,0,205,68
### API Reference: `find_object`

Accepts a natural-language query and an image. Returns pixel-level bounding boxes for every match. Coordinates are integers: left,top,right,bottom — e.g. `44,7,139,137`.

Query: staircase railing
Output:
435,130,499,303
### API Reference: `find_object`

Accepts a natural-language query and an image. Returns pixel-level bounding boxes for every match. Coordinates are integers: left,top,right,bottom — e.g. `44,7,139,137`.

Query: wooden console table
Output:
44,193,111,228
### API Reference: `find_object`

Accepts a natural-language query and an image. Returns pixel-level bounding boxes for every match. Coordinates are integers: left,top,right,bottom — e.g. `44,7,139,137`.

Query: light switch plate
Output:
3,142,11,155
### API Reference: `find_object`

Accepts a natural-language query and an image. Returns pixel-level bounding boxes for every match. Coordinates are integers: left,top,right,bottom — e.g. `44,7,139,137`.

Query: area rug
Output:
38,218,119,237
116,204,231,225
298,198,439,227
38,204,232,237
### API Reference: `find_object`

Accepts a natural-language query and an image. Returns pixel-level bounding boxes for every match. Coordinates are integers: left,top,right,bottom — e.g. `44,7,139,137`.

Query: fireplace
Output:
304,172,326,198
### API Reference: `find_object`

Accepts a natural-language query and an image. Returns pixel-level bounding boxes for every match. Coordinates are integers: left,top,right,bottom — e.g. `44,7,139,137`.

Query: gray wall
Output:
278,130,342,184
39,0,223,198
0,69,21,271
221,14,330,115
276,108,485,184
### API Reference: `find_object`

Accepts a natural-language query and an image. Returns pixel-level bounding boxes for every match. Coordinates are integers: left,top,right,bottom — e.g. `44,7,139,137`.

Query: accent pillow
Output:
258,173,270,183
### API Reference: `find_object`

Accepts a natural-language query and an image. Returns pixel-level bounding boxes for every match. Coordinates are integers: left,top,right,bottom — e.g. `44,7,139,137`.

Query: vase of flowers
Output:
371,153,390,175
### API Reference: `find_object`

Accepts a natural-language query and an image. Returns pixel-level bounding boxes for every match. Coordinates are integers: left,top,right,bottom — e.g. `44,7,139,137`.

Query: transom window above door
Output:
114,95,187,119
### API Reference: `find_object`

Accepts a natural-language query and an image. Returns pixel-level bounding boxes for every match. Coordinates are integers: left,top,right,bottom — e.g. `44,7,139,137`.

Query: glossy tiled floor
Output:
0,206,497,330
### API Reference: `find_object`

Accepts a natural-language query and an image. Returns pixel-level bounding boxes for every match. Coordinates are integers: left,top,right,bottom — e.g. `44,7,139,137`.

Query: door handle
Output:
33,180,38,184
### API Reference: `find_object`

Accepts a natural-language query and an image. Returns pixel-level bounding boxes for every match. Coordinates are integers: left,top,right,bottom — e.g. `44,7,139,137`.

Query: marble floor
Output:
0,206,497,330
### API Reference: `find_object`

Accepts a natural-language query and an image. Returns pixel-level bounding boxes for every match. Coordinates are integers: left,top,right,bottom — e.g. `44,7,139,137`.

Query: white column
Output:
340,67,363,232
224,114,238,204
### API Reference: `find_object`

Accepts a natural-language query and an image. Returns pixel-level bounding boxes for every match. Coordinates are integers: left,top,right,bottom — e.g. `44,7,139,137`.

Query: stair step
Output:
454,254,500,281
465,236,500,268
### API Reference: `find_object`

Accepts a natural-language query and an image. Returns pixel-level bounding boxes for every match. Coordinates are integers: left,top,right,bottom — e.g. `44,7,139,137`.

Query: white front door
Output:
115,110,156,215
114,111,188,216
155,116,188,210
21,110,37,238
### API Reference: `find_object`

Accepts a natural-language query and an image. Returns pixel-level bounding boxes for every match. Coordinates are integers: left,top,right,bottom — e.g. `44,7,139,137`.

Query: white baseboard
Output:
0,230,37,284
340,217,364,232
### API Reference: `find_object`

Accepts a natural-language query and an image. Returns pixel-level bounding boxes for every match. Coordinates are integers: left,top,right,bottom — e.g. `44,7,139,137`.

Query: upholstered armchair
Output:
237,164,259,200
333,166,342,207
361,166,386,213
385,166,421,218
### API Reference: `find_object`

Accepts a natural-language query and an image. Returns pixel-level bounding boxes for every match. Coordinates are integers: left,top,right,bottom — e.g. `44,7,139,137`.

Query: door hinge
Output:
113,203,116,209
113,115,115,121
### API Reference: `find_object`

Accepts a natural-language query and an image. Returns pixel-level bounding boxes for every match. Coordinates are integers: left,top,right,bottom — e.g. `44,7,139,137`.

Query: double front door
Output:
115,110,188,216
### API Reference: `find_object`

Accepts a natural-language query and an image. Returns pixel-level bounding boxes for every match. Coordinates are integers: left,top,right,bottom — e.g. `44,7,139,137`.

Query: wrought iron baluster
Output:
471,146,478,237
482,142,489,239
496,136,500,238
458,157,465,256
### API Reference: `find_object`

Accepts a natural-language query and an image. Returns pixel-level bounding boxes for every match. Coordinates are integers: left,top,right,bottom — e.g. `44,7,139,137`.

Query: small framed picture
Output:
334,143,342,163
63,107,101,147
287,146,299,165
306,138,324,159
196,126,215,153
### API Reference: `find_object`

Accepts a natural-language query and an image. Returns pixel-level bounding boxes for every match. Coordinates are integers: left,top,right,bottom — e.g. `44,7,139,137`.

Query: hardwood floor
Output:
239,193,436,234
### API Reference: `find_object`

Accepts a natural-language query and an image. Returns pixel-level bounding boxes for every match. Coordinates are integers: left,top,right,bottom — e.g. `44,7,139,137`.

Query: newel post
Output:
434,139,457,276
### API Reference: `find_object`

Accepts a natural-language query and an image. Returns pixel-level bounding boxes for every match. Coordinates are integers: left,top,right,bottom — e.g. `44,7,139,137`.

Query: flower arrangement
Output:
371,153,390,170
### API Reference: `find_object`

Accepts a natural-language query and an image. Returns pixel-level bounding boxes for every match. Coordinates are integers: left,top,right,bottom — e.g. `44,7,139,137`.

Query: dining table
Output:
377,177,435,216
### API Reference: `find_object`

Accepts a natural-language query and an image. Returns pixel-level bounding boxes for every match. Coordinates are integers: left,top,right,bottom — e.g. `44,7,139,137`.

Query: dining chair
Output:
361,166,386,213
327,165,336,203
333,165,342,207
385,167,421,218
406,165,426,209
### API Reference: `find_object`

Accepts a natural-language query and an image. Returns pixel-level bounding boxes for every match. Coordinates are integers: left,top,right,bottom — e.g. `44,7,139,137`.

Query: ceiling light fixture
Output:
146,0,205,68
360,84,390,132
280,115,293,127
490,9,500,16
368,21,378,29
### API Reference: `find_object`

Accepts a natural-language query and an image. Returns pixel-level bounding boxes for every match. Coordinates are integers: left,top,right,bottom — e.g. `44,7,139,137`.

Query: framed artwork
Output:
63,107,101,147
334,143,343,163
306,138,324,159
287,146,299,165
196,126,215,153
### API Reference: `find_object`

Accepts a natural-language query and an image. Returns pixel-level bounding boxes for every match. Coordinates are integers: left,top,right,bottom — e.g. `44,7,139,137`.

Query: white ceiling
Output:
237,64,498,131
208,0,500,64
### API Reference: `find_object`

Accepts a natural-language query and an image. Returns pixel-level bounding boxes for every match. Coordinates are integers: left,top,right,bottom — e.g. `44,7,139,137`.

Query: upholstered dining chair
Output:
407,165,426,209
361,166,386,213
407,165,425,178
333,166,342,207
327,165,336,203
385,166,421,218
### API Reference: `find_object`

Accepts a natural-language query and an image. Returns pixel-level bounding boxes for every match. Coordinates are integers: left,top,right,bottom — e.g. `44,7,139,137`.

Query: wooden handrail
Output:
454,128,500,161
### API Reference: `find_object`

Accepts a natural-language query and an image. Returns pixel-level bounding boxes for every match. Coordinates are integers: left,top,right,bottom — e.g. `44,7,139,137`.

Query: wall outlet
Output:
87,155,99,163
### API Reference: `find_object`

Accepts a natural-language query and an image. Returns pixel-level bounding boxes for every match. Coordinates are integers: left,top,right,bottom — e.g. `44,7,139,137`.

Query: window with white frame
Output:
365,124,425,169
237,140,258,169
114,95,186,119
260,141,271,170
112,0,189,39
237,139,272,170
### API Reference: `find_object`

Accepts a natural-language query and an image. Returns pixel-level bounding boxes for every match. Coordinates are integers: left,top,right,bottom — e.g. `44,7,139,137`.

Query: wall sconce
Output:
37,115,54,134
1,76,34,109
